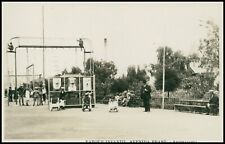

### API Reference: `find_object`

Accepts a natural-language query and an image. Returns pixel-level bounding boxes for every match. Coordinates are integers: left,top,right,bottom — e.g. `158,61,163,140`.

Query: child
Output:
24,87,30,106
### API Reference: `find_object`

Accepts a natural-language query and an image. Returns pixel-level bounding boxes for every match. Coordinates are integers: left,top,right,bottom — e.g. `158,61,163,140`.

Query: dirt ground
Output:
2,98,223,142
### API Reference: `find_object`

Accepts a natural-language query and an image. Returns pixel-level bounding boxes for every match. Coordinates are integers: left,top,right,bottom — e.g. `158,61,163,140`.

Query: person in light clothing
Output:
24,87,30,106
42,85,47,104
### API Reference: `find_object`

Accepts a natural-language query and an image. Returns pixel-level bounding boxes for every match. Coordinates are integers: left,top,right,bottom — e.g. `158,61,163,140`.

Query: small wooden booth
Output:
48,74,96,108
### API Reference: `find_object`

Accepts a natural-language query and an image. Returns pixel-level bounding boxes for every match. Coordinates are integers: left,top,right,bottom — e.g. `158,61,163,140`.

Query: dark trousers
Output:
43,94,46,103
8,94,12,102
143,99,150,112
8,94,12,106
39,95,43,105
206,104,219,115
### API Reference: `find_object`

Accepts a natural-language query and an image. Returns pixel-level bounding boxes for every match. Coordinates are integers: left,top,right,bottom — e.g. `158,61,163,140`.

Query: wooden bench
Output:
174,100,209,114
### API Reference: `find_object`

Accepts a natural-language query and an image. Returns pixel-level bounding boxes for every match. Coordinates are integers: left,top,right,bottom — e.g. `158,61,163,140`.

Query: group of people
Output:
7,84,47,106
114,90,134,107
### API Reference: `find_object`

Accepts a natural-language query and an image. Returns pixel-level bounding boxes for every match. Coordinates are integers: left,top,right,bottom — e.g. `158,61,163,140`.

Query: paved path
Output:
3,100,222,142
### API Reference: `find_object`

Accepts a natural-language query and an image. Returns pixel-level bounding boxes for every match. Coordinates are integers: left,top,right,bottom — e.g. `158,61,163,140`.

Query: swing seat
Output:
49,97,60,111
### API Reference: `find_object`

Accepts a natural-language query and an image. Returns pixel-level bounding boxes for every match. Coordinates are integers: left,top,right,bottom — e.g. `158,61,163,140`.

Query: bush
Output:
127,95,142,107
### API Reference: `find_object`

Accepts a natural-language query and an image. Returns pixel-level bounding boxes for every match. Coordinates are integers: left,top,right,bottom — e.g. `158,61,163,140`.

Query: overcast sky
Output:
2,2,222,86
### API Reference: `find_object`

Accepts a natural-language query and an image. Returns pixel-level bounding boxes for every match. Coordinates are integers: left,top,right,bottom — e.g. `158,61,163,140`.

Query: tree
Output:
86,58,117,102
198,20,219,87
111,76,129,93
136,66,148,82
181,73,215,99
176,20,219,99
126,65,149,98
199,20,219,74
127,66,137,84
71,66,82,74
157,47,174,66
152,47,183,97
61,66,82,75
154,68,181,97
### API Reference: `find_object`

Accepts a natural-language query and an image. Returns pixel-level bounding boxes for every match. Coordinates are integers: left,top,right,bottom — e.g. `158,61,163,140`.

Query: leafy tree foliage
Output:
71,66,82,74
152,47,183,97
86,58,117,102
111,75,129,93
177,20,219,99
126,65,149,97
181,73,215,99
154,68,181,97
199,20,219,75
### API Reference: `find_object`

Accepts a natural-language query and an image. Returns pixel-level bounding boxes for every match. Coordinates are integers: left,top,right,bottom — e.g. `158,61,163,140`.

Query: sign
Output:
68,77,76,91
83,78,91,91
53,78,61,89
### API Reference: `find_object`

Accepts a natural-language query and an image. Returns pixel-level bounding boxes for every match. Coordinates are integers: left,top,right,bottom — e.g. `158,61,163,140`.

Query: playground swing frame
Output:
7,37,95,108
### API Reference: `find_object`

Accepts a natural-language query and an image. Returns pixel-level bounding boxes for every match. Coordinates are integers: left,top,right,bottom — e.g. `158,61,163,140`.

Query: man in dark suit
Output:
206,90,219,115
8,87,13,106
18,85,25,106
140,80,152,112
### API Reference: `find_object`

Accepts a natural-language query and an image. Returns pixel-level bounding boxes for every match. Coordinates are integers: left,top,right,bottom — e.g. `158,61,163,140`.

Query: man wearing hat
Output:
140,79,152,112
206,90,219,115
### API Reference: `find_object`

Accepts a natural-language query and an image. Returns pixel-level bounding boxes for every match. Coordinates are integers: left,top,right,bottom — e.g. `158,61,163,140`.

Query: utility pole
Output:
15,48,17,99
42,5,45,85
162,46,166,109
26,48,29,84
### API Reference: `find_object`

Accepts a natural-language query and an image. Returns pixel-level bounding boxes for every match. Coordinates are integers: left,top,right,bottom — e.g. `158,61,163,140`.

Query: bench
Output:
174,100,209,114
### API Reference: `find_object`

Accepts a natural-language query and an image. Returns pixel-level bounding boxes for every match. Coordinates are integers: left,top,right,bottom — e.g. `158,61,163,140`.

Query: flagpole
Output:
42,5,45,85
162,46,165,109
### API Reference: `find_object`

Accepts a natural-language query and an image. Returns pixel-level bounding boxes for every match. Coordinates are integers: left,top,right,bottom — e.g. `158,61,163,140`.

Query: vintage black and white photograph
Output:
2,2,223,142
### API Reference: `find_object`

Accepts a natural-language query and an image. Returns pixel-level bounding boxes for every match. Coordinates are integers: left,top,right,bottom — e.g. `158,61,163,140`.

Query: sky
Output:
2,2,223,87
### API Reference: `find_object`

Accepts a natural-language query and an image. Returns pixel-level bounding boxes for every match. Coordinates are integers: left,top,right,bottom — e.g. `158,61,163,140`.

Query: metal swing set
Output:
6,37,96,110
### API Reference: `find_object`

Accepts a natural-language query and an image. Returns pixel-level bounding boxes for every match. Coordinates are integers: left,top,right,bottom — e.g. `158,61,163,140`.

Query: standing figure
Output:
8,87,13,106
18,85,25,106
59,87,66,110
14,87,18,105
140,80,152,112
24,87,30,106
42,85,47,104
39,87,43,105
33,87,40,106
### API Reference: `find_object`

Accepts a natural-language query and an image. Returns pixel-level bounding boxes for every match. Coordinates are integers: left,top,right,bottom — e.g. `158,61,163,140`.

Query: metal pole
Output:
15,48,17,100
26,48,29,84
42,5,45,84
89,54,91,75
93,75,96,106
83,51,86,73
6,46,10,88
162,46,166,109
92,57,95,75
33,65,34,89
75,48,77,66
